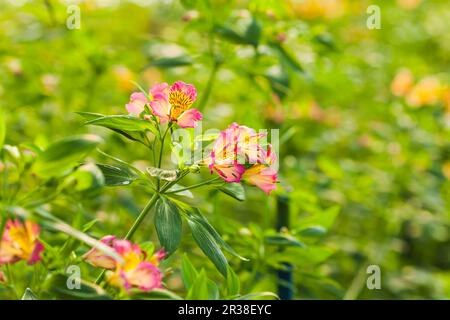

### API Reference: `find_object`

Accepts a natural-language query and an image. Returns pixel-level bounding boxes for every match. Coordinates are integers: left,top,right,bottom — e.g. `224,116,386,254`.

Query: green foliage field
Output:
0,0,449,300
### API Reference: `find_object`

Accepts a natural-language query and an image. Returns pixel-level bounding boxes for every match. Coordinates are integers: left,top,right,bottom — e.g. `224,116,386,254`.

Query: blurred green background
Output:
1,0,449,299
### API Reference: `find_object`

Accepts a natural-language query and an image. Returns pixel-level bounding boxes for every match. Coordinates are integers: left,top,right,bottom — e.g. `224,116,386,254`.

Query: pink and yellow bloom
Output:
83,236,164,292
150,81,202,128
207,123,278,194
125,81,202,128
0,219,44,265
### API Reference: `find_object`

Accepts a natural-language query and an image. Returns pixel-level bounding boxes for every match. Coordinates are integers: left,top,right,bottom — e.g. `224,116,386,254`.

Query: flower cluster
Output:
126,81,202,128
0,219,44,265
391,69,446,108
83,236,165,292
206,123,278,195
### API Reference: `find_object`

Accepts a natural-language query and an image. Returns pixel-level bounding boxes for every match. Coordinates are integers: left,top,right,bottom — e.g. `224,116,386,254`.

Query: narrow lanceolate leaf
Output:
97,163,138,186
188,208,248,261
154,198,182,254
147,55,193,69
147,167,178,181
188,218,228,277
235,292,279,300
78,113,157,143
264,234,305,248
34,135,102,178
181,254,198,290
218,183,246,201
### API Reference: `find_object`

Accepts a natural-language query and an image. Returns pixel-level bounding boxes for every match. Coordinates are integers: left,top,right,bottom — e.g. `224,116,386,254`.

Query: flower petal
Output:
213,163,246,183
149,99,170,124
243,164,278,195
126,92,148,115
177,108,202,128
170,81,197,102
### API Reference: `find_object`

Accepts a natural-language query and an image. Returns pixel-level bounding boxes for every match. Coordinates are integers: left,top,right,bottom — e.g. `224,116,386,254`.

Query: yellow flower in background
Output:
397,0,422,10
442,162,450,180
0,219,44,265
391,69,414,97
289,0,346,20
406,77,442,108
112,65,136,92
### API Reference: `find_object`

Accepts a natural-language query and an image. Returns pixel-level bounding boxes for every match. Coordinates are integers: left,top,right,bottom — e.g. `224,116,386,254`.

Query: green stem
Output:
156,125,171,190
165,177,221,194
94,193,159,285
124,193,159,240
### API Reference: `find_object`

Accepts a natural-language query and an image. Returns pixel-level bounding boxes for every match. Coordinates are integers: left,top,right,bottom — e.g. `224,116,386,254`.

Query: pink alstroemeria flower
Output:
206,123,267,183
150,81,202,128
83,236,164,292
125,83,170,116
0,219,44,265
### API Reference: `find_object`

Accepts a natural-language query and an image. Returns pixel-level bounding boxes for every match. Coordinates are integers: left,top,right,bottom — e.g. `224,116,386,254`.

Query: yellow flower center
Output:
169,90,193,119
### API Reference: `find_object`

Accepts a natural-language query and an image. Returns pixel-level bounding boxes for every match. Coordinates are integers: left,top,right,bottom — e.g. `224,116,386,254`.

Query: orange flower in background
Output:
0,219,44,265
112,65,136,92
391,69,414,97
406,77,442,108
289,0,346,20
443,162,450,180
397,0,422,10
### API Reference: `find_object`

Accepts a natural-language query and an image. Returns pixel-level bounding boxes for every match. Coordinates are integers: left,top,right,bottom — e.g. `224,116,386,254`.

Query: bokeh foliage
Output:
0,0,449,299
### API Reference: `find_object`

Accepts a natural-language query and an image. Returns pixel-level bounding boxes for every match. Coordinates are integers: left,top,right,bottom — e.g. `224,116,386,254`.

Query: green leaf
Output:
207,279,220,300
43,274,111,300
297,226,327,238
78,113,156,144
264,234,305,248
181,254,198,290
214,25,248,45
270,42,304,74
21,288,38,300
188,218,228,277
188,208,248,261
97,163,138,186
186,270,209,300
34,135,102,178
132,289,183,300
218,183,246,201
235,292,279,300
167,184,194,198
147,55,193,69
154,198,182,254
244,18,261,47
226,265,240,296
